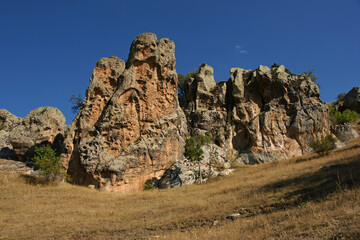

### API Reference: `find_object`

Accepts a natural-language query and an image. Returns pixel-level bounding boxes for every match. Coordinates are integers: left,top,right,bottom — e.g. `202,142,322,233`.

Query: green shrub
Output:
302,69,319,87
271,62,296,75
271,62,280,68
185,70,199,80
329,106,359,125
309,135,336,156
144,183,156,190
32,145,62,181
184,137,204,164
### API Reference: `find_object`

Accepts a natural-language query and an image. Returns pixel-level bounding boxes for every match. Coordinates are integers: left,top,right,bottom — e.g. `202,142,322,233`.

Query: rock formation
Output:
182,64,330,164
1,33,335,192
0,107,66,160
340,87,360,113
64,33,187,192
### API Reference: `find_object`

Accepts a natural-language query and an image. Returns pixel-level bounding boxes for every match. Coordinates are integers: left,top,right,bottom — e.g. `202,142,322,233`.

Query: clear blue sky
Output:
1,0,359,124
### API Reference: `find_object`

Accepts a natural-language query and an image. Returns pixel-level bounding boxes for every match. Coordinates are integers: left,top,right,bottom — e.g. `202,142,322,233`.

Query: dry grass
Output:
1,138,360,240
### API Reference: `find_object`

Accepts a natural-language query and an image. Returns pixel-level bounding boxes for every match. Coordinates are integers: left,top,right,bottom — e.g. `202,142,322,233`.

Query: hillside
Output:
1,131,359,239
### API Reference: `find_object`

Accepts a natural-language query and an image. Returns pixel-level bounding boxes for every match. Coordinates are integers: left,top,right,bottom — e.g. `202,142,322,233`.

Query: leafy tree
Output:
309,135,336,156
184,135,212,183
69,94,83,114
329,106,359,125
32,145,62,181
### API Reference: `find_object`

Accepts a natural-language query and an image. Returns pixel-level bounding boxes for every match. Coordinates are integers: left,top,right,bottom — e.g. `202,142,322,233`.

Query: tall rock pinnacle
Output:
63,33,187,192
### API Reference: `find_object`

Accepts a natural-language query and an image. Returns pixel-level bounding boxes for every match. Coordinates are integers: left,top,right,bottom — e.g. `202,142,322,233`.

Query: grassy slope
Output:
1,136,360,239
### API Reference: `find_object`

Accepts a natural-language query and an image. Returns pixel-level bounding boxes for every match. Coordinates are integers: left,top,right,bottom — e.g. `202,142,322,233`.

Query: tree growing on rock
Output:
302,69,319,87
184,135,212,183
69,94,83,114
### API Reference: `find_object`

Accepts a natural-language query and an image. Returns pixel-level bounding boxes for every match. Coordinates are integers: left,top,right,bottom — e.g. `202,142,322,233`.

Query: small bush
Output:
32,145,62,182
271,62,296,75
301,69,320,88
329,106,359,125
0,125,4,131
144,183,156,190
271,62,280,68
302,69,318,82
309,135,336,156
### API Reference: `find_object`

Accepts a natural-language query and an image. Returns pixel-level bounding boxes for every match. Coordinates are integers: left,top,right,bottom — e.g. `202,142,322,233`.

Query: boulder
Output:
334,123,359,142
156,143,233,188
0,107,65,161
0,109,22,131
63,33,187,192
22,107,66,145
0,130,15,159
342,87,360,113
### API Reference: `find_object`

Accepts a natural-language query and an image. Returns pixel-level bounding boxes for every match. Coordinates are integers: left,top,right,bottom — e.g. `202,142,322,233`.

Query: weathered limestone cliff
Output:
64,33,187,192
182,64,330,164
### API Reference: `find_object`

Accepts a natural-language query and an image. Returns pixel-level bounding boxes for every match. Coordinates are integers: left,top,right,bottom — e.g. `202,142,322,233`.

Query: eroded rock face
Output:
61,56,126,169
0,109,23,131
65,33,187,192
0,107,66,160
182,64,330,163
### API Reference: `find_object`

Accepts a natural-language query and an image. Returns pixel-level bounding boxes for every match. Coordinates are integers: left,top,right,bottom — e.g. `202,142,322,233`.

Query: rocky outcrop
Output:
61,56,126,169
153,143,233,189
333,123,359,142
341,87,360,113
182,64,330,163
0,107,66,161
64,33,187,192
0,109,23,131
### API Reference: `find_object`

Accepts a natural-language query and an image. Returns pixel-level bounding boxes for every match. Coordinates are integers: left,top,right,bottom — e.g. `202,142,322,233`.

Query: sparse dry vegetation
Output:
1,137,360,239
